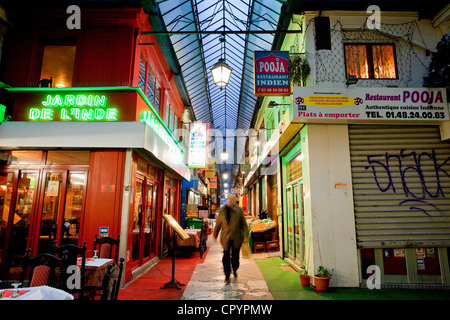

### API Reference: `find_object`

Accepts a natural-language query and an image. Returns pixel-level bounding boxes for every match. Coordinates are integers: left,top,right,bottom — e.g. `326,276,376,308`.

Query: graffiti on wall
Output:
364,149,450,216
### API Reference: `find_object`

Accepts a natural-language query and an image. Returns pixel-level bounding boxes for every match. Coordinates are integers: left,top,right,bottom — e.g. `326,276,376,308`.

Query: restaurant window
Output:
6,151,43,165
40,45,76,88
344,43,397,79
46,150,89,165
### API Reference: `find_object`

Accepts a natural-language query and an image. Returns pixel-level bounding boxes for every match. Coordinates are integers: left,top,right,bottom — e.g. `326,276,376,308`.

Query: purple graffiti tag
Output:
365,149,450,216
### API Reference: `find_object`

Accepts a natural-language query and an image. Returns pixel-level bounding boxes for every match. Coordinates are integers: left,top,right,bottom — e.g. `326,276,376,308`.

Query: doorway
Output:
131,175,160,270
286,181,305,265
0,168,88,279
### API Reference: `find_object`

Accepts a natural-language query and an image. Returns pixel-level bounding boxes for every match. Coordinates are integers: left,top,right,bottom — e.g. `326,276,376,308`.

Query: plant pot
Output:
299,274,311,287
313,275,330,292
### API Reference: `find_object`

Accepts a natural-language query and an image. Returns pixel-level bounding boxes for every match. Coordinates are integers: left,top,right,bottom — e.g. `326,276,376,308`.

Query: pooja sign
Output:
293,87,448,121
254,51,290,96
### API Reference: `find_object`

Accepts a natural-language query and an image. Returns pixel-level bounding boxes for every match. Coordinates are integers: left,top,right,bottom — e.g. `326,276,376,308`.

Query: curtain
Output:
345,44,369,79
372,45,397,79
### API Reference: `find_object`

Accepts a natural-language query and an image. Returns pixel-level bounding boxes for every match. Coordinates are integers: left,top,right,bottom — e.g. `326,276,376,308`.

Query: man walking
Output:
213,195,249,282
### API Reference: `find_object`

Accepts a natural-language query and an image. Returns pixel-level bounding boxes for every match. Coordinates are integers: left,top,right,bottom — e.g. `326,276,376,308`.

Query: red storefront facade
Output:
0,4,191,285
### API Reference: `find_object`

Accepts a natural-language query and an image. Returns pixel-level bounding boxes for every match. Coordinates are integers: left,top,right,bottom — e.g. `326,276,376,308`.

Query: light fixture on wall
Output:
346,75,358,87
268,101,291,108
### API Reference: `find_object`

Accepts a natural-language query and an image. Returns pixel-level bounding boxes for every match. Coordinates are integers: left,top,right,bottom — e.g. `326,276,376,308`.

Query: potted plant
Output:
313,266,332,292
289,53,310,87
299,262,311,287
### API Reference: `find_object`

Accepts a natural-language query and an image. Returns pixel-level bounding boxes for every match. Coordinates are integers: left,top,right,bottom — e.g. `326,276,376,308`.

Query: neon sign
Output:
27,94,118,121
140,110,183,157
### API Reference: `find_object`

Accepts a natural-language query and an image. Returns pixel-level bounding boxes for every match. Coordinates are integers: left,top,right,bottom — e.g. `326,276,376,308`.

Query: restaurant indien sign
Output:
254,51,290,97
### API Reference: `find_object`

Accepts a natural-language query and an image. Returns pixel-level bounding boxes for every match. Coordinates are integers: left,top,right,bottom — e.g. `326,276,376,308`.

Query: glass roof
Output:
156,0,286,188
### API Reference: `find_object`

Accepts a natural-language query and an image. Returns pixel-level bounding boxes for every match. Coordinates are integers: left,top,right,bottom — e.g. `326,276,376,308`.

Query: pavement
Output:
181,237,275,300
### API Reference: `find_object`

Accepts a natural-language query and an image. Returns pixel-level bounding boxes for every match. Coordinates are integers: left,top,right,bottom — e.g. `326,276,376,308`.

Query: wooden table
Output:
176,229,201,248
78,258,114,287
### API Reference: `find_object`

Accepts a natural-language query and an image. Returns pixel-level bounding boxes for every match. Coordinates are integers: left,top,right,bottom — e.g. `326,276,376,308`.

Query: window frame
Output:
343,43,399,80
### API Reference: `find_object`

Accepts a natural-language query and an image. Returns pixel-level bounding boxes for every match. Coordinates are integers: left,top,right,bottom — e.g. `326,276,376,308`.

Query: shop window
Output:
147,165,158,180
46,151,89,165
40,45,76,88
286,153,303,183
61,172,86,246
382,248,407,275
344,44,397,79
416,247,441,276
137,157,148,175
7,151,43,165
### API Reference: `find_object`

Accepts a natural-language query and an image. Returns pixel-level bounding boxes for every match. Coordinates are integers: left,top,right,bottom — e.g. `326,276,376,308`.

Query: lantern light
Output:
211,58,232,89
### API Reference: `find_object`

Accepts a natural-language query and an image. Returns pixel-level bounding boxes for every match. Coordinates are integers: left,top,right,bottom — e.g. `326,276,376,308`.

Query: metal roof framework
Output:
151,0,286,190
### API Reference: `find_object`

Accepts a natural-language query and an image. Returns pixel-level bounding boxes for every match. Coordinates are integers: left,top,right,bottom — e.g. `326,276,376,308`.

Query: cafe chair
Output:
92,234,120,263
50,241,91,300
19,248,65,288
100,257,124,300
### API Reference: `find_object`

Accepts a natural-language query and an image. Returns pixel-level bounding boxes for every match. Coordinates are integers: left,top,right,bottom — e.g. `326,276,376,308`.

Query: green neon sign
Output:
0,104,6,122
27,94,118,121
7,87,184,154
140,110,183,157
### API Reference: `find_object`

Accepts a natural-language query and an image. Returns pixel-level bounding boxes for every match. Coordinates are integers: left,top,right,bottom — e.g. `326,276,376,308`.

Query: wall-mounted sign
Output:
141,110,183,158
188,122,208,168
26,94,118,121
254,51,290,96
205,161,215,178
209,176,217,189
293,87,448,121
102,185,115,192
99,227,109,238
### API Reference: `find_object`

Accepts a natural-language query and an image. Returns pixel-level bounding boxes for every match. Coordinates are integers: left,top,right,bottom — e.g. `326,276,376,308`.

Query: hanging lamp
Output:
211,58,232,89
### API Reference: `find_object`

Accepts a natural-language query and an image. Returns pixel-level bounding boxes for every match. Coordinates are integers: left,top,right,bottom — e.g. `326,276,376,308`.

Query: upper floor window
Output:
344,43,397,79
40,45,76,88
138,53,147,93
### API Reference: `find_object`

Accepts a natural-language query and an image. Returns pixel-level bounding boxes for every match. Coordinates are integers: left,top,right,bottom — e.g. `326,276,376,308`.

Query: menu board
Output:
163,214,189,240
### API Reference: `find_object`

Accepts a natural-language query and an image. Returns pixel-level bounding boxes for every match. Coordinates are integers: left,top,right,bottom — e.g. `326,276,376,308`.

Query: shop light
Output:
224,183,228,187
211,58,232,89
222,171,228,179
346,75,358,87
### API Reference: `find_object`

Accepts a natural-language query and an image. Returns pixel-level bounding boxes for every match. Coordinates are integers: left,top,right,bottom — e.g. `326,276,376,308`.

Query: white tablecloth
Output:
0,285,74,300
